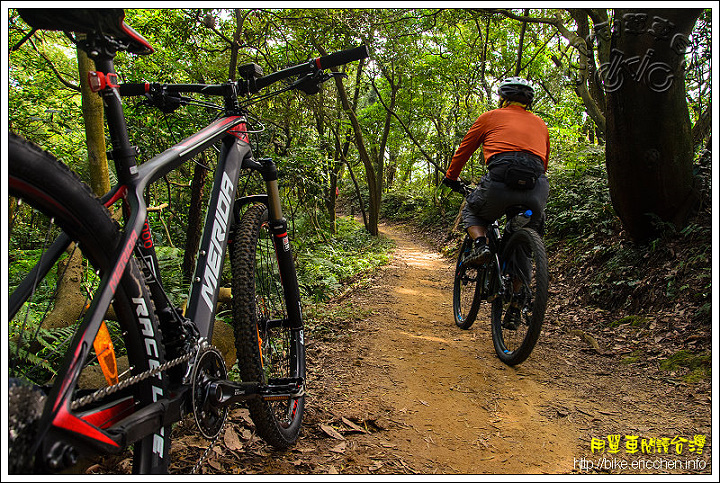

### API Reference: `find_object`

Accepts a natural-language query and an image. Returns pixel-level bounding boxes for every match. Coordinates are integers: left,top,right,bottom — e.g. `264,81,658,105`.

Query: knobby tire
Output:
490,227,548,366
229,203,305,448
453,235,484,329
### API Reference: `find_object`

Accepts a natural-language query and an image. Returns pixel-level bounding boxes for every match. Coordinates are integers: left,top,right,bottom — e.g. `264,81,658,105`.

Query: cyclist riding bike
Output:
442,76,550,262
442,77,550,326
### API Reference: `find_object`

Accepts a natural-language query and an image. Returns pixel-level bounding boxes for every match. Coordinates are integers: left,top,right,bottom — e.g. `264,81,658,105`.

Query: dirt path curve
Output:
281,221,590,475
294,221,711,476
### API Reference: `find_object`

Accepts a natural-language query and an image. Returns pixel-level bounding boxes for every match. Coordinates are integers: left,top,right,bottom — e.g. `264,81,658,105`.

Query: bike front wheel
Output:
229,203,305,448
453,236,484,329
8,133,170,473
491,227,548,365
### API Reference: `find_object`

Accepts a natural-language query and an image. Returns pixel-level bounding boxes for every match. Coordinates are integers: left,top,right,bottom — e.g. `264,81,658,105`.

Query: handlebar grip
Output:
316,45,369,70
118,82,150,97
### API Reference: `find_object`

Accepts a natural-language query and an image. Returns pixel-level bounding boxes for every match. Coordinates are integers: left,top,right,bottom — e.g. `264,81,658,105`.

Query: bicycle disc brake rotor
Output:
191,347,228,439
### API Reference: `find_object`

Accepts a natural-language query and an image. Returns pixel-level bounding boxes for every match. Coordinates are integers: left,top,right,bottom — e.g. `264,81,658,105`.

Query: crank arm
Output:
207,378,305,408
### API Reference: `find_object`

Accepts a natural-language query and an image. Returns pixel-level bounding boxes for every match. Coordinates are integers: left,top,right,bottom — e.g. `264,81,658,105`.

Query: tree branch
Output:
370,80,445,175
31,38,80,92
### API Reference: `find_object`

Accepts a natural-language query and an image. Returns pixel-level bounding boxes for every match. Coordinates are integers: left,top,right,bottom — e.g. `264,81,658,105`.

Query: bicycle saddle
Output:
18,8,153,55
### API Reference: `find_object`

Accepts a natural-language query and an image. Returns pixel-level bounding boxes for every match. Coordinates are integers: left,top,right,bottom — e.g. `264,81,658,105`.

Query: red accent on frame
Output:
104,185,128,208
175,116,244,152
80,397,135,429
140,220,154,249
55,402,120,448
229,123,249,143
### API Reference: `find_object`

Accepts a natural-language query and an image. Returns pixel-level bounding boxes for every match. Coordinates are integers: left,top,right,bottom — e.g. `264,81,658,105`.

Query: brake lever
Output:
296,71,348,95
141,87,188,114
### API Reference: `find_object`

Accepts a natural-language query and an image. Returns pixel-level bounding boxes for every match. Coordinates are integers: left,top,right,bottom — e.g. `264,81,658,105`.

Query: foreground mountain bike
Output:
8,8,368,473
451,183,549,365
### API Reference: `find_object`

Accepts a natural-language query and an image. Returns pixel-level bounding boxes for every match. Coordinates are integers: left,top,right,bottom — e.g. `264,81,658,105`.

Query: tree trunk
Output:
43,246,87,330
514,9,529,75
77,43,110,197
605,9,702,242
228,9,243,80
326,57,379,235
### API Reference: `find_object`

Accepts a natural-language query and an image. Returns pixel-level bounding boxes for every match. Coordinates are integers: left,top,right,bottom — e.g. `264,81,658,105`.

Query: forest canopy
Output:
7,8,712,244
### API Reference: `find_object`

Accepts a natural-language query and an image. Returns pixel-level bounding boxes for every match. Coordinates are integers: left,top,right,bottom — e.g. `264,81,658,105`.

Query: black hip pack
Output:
488,152,544,190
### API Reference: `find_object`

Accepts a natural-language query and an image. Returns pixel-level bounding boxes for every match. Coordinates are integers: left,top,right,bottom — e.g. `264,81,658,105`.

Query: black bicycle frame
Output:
29,64,298,462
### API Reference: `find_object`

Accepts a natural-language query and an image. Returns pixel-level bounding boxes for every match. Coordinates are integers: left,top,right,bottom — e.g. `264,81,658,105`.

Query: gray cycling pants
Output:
462,171,549,234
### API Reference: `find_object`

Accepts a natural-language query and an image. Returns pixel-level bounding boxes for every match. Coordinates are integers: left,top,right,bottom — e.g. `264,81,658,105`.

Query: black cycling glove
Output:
441,176,463,193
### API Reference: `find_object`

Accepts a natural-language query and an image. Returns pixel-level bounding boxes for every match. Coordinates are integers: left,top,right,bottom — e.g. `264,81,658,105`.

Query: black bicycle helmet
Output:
498,77,535,107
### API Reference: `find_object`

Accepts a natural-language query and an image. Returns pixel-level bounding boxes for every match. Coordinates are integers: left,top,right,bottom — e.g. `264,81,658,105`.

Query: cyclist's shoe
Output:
464,238,491,267
502,306,523,330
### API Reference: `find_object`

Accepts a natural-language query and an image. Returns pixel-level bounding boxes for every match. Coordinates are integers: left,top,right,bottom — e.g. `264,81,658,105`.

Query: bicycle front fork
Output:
247,156,304,331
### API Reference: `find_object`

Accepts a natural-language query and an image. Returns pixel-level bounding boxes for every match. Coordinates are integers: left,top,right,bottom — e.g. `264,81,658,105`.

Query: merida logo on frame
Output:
201,171,234,310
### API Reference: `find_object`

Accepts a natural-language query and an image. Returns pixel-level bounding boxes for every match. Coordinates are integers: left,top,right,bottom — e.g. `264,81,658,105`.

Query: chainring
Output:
191,346,228,439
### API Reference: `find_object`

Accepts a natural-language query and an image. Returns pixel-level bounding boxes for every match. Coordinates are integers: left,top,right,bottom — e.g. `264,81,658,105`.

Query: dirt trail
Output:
166,220,712,475
321,222,581,473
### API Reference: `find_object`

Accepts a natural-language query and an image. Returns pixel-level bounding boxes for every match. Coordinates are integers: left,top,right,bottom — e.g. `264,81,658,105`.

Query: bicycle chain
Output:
191,417,226,474
69,343,226,474
70,349,195,411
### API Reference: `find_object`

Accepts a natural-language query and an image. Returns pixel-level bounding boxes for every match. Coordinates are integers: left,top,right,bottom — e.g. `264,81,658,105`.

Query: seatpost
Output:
87,53,139,184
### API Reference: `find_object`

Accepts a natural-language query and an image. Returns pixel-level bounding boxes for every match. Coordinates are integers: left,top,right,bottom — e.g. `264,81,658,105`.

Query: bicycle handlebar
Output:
316,45,369,70
118,45,369,98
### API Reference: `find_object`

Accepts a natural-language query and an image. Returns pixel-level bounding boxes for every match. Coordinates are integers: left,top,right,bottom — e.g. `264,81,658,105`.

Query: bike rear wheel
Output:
453,236,484,329
491,227,548,365
229,203,305,448
8,133,171,473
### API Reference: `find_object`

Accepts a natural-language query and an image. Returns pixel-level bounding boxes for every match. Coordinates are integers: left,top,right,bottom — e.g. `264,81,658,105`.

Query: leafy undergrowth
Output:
293,215,394,304
548,211,712,384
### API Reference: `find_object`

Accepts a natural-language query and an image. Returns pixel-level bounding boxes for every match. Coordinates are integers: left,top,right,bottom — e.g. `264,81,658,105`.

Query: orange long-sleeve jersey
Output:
446,105,550,180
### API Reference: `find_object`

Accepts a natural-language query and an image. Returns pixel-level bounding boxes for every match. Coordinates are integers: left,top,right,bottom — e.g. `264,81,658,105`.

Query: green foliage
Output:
380,186,462,229
545,148,619,246
9,325,75,384
294,216,393,303
154,246,188,306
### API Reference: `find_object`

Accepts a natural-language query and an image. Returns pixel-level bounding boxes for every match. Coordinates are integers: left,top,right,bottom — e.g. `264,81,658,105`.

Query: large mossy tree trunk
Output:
78,44,110,197
604,9,702,242
42,43,115,333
